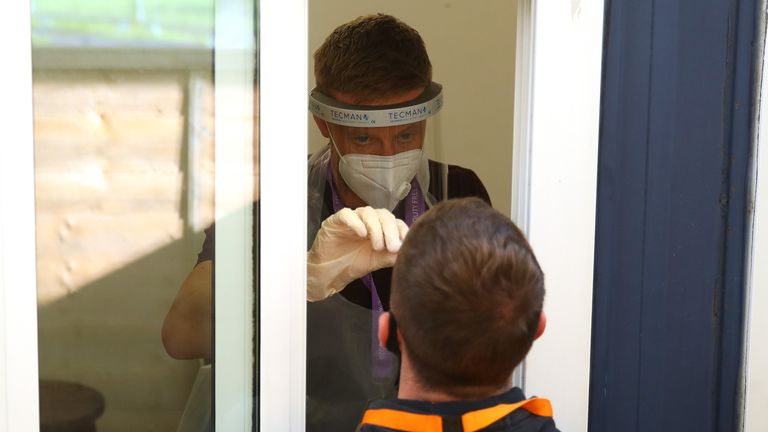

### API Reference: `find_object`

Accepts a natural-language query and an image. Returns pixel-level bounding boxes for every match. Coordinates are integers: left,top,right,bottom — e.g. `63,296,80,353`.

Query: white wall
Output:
308,0,518,215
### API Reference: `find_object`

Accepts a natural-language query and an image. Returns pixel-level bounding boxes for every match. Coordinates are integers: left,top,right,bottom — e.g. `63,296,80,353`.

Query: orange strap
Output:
461,398,553,431
359,397,552,432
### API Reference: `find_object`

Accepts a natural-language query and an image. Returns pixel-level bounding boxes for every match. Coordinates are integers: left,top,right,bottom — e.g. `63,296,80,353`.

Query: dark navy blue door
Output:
590,1,758,431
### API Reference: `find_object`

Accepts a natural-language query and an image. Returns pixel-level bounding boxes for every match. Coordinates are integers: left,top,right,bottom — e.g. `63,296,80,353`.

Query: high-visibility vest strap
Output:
359,397,553,432
360,408,442,432
461,398,553,431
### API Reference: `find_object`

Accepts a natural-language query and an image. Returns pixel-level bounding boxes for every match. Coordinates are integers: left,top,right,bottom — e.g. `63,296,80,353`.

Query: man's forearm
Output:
162,260,213,360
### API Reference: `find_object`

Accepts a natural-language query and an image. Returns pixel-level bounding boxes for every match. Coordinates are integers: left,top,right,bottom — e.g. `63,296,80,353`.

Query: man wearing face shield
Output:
161,12,492,432
305,14,491,432
305,83,442,300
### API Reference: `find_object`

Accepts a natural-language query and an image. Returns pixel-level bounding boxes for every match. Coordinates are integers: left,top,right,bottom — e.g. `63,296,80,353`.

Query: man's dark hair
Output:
391,198,544,398
313,14,432,102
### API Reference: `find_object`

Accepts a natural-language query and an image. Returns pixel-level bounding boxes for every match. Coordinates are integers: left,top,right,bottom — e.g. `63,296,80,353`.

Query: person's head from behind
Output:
382,198,546,399
311,14,439,209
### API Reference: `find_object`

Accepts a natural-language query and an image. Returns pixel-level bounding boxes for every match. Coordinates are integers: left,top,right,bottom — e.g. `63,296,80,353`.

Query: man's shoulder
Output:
427,159,484,183
427,158,473,172
361,388,560,432
427,159,491,204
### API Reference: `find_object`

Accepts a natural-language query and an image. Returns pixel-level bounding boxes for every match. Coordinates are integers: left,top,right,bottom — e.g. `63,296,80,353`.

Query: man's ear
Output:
313,115,330,138
534,310,547,340
378,312,390,349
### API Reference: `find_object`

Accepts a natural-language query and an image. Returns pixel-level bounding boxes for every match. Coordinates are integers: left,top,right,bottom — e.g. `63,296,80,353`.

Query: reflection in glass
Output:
28,0,260,430
32,0,213,47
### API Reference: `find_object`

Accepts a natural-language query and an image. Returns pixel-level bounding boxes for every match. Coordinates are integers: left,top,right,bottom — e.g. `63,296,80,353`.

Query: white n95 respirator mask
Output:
309,82,443,210
334,145,424,211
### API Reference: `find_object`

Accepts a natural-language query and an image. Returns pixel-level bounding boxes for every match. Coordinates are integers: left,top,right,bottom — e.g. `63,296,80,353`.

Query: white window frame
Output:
1,0,601,431
213,0,258,430
0,1,40,430
261,0,603,430
258,0,308,430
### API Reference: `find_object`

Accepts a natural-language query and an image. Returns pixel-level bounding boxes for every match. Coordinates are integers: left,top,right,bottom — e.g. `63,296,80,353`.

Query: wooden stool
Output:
39,380,105,432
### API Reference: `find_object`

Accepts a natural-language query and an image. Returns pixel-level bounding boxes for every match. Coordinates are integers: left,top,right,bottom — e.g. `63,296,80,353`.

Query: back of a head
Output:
314,14,432,102
391,198,544,399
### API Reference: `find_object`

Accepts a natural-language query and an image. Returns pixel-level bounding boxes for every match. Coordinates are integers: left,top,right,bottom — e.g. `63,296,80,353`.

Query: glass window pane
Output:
30,0,258,430
32,0,213,47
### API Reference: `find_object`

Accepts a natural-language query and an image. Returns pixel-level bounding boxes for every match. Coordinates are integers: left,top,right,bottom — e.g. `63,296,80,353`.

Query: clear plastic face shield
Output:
309,82,443,211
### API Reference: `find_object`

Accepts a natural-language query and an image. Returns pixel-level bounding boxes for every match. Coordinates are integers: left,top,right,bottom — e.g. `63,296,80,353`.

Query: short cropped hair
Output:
391,198,544,398
313,14,432,102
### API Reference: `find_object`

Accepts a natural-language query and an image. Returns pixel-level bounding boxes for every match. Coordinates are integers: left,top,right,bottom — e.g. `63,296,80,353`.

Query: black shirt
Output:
360,387,560,432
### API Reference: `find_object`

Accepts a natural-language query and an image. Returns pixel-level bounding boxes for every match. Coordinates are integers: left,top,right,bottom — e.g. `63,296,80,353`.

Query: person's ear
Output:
378,312,390,349
313,115,330,138
379,312,401,355
534,310,547,340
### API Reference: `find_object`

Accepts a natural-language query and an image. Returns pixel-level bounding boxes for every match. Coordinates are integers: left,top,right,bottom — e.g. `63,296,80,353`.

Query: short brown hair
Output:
391,198,544,398
313,14,432,102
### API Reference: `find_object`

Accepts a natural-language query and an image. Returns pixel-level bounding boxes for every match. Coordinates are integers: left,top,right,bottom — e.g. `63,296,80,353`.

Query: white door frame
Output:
518,1,603,431
743,3,768,429
0,1,41,431
1,1,602,431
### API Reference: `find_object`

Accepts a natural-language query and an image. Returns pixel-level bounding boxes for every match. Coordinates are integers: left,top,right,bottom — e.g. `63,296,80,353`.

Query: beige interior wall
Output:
309,0,518,215
33,67,215,431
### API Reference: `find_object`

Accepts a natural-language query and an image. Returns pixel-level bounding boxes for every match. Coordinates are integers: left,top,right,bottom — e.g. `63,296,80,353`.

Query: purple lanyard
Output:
326,162,425,377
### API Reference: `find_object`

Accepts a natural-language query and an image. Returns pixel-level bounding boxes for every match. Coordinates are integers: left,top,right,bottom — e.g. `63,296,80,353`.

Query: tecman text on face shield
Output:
389,106,429,121
331,110,369,122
